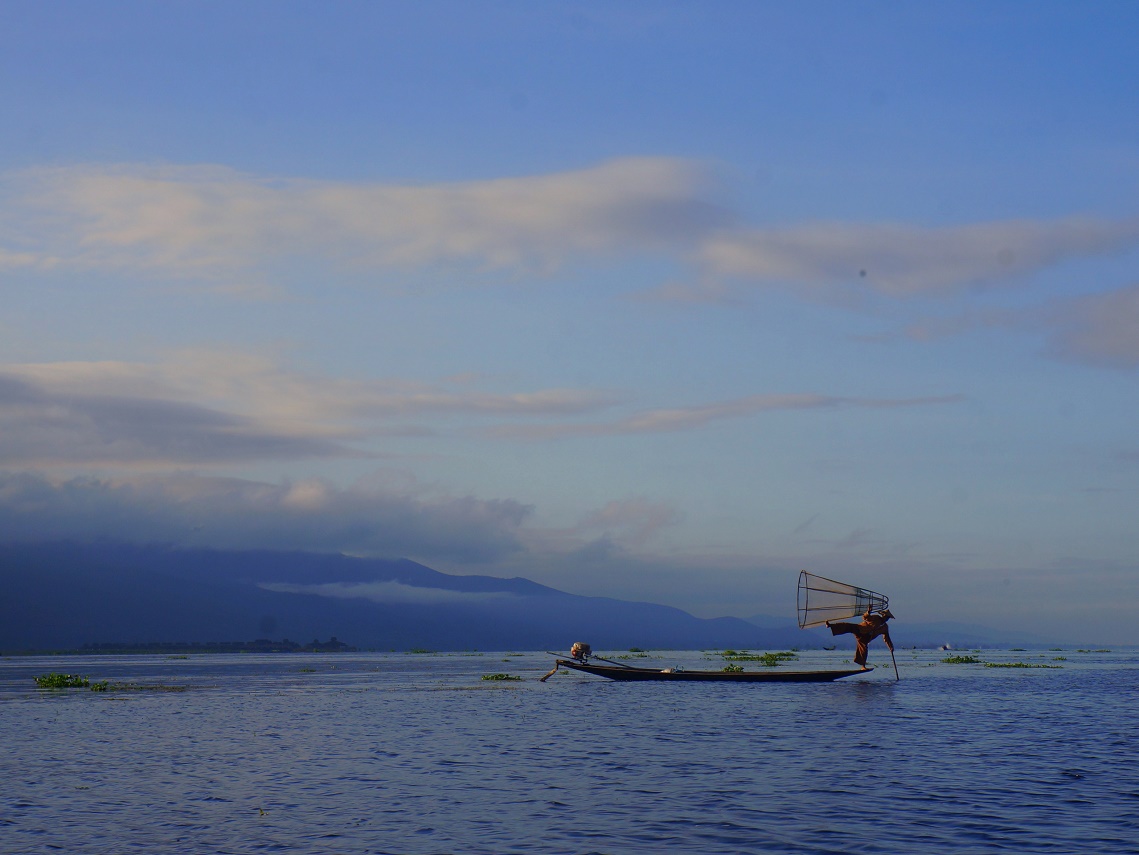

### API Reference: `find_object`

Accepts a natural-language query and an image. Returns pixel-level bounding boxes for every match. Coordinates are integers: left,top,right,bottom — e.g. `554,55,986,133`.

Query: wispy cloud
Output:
573,497,683,547
1,158,726,280
1044,282,1139,369
5,159,1137,310
699,218,1139,297
490,393,963,439
896,282,1139,370
0,354,620,466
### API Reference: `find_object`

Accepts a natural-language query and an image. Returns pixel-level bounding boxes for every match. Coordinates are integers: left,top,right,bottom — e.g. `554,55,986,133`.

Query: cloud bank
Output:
0,472,531,564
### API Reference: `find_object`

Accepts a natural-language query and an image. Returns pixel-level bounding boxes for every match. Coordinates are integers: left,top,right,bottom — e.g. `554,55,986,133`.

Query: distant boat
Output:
541,656,869,683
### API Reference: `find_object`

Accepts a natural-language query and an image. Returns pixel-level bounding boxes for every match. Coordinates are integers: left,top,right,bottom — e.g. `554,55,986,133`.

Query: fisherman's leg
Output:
828,622,857,637
854,639,869,668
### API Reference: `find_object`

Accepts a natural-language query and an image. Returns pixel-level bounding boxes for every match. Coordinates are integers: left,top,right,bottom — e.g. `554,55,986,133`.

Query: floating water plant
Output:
941,655,982,664
721,650,797,667
34,673,90,689
90,681,110,692
721,664,744,673
984,662,1062,669
481,673,522,681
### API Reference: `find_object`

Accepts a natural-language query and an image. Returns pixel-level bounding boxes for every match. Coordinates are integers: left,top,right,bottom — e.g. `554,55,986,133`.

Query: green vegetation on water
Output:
35,673,90,688
942,655,982,664
721,663,744,673
481,673,522,681
985,662,1063,669
721,650,798,667
34,673,187,692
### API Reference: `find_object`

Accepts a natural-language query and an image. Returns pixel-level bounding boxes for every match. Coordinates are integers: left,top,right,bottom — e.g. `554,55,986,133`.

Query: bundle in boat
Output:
797,570,888,629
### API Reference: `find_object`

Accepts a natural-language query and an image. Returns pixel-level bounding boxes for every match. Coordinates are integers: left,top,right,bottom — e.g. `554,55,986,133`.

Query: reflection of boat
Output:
543,657,870,683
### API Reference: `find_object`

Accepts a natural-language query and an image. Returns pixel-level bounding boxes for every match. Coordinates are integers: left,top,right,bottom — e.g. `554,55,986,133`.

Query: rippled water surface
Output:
2,648,1137,854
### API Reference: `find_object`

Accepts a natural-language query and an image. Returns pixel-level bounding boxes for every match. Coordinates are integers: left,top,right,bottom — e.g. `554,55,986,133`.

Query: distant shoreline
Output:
1,637,356,656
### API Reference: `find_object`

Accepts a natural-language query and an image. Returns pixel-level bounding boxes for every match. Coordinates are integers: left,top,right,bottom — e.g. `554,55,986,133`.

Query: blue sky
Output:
2,2,1138,642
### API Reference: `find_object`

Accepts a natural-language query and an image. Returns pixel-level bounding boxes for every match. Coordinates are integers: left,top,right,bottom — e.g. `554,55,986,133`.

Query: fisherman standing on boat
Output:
826,608,894,671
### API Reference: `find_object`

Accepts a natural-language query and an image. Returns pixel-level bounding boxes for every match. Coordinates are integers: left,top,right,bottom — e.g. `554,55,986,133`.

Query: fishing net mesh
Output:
797,570,889,629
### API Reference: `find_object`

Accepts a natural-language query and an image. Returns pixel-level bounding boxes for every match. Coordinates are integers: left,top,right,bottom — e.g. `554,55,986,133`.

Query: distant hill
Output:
1,541,818,652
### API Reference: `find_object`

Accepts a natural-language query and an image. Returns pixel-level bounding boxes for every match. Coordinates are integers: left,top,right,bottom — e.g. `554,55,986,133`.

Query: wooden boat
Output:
546,658,870,683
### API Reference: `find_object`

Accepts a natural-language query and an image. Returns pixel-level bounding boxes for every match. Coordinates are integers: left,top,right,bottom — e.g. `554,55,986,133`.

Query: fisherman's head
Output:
879,609,894,620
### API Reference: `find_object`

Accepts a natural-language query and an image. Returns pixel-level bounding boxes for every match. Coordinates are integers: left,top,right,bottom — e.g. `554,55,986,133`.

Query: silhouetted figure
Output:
827,608,894,670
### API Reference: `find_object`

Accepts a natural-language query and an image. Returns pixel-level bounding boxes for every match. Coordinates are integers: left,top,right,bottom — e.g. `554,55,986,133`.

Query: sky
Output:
2,1,1138,642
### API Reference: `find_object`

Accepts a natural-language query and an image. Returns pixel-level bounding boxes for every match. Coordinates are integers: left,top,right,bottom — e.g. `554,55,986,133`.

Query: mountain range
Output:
0,542,1052,652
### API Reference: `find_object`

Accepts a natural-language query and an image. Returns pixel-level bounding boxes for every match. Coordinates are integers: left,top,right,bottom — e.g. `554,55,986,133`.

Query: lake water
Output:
2,648,1137,854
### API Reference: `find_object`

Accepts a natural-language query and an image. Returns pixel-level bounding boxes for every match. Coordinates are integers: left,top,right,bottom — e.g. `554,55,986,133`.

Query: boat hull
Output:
552,659,869,682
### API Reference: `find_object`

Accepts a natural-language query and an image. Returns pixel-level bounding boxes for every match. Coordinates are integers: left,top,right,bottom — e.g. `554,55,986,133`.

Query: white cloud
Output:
699,218,1139,297
6,159,1137,312
2,158,726,280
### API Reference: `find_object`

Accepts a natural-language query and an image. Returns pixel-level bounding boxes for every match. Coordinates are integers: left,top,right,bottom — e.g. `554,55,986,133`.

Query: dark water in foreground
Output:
2,648,1137,854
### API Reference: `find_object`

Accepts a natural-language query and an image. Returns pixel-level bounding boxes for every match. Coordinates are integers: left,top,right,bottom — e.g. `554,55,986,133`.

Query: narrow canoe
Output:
551,659,870,682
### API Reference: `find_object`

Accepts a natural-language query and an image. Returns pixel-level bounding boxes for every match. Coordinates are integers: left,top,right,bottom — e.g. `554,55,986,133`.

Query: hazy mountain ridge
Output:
1,542,792,651
2,542,1066,652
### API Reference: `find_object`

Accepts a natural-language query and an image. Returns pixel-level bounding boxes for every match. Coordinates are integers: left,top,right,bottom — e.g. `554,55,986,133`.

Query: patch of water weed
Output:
985,662,1063,669
481,673,522,681
1052,657,1067,661
35,673,90,689
942,655,982,664
722,664,744,673
1076,649,1111,653
408,649,436,654
722,650,798,667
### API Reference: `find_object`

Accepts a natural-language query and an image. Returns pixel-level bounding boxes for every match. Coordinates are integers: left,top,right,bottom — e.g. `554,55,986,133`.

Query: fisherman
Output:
826,607,894,671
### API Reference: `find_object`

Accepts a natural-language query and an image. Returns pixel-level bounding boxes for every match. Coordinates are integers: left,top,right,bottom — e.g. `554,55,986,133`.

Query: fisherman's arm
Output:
882,626,894,652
